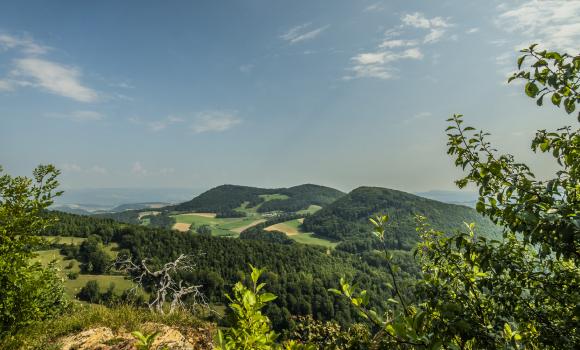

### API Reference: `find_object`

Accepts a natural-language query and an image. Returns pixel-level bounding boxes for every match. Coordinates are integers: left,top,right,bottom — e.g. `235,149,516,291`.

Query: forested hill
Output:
172,184,345,213
303,186,502,250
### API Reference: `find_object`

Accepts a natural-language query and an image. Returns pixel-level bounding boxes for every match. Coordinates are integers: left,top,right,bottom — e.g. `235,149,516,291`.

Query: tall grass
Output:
1,304,209,349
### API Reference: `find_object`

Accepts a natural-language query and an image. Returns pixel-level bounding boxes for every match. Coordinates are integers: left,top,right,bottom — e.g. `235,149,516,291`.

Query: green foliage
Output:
509,44,580,121
332,46,580,349
217,265,279,349
286,315,374,350
196,224,213,236
0,165,69,337
131,330,162,350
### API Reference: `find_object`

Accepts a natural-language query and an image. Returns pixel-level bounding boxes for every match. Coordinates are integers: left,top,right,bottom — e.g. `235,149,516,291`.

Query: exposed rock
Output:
56,323,213,350
59,327,115,350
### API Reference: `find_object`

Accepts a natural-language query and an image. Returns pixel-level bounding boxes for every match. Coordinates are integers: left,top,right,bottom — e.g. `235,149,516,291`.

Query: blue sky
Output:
1,0,578,193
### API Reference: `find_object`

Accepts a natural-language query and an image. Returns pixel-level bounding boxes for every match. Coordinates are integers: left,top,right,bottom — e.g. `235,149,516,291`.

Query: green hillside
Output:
303,186,502,250
173,184,345,214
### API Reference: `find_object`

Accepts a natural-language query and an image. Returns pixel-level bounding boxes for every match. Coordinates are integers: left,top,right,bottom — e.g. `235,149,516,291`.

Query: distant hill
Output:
110,202,170,212
415,190,477,207
302,186,501,250
173,184,345,213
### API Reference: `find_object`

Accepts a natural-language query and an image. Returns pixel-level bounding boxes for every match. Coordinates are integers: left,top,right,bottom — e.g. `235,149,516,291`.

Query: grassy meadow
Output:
33,238,134,298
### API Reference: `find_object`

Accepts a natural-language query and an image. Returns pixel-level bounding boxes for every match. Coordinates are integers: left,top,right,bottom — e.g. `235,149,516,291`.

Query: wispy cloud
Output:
496,0,580,53
10,58,98,102
345,12,449,81
191,111,241,133
62,163,82,172
0,33,99,102
346,48,423,80
281,23,329,44
401,12,452,44
466,27,480,34
61,163,108,175
363,2,384,12
130,115,185,131
0,33,50,55
47,110,104,122
379,39,418,49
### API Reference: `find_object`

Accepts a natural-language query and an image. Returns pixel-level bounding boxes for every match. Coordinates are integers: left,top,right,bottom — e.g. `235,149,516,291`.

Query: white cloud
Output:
347,48,423,80
466,27,480,34
401,13,432,29
496,0,580,53
60,163,108,174
11,58,98,102
62,163,82,172
48,110,104,122
130,115,185,131
191,111,241,133
131,161,148,176
0,33,99,103
363,3,384,12
424,28,446,44
345,12,451,81
0,33,49,55
379,39,417,49
401,12,452,44
281,23,329,44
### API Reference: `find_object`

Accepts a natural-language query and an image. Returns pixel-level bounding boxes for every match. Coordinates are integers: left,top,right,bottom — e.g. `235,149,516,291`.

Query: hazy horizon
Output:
2,1,577,193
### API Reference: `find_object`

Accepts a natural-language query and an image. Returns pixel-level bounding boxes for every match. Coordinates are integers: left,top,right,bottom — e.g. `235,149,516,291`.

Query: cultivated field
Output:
171,212,261,236
265,219,337,248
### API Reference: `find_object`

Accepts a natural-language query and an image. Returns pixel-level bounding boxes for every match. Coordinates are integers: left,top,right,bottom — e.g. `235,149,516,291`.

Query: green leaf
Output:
525,82,539,98
551,92,562,106
564,98,575,114
259,293,277,303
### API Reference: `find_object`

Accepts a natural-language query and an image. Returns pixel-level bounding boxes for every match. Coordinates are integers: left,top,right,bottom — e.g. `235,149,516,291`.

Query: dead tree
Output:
113,253,208,314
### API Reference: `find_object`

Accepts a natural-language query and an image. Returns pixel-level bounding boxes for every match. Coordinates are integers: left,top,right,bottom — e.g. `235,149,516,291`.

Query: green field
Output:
259,193,289,201
297,204,322,215
172,211,338,247
38,236,86,245
64,274,134,296
265,219,338,248
171,213,263,236
33,240,132,298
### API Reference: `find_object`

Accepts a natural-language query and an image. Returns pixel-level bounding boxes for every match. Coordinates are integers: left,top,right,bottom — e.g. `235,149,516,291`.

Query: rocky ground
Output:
57,323,213,350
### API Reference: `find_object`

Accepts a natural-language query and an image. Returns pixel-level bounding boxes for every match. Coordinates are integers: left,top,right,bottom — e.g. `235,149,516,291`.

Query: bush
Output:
0,165,69,337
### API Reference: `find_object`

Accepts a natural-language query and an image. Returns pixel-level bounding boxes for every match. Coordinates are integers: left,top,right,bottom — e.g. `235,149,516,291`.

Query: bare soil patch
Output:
138,211,160,219
172,223,192,232
231,219,266,234
181,212,216,218
264,223,299,236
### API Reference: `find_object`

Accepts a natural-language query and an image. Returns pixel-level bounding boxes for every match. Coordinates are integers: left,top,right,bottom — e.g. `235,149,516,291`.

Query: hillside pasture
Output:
297,205,322,215
171,212,264,236
265,219,337,248
33,248,134,297
231,219,266,233
259,193,289,201
182,212,216,218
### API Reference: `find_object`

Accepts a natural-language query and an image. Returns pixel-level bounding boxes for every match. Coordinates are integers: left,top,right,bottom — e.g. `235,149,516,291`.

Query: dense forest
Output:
173,184,344,214
303,186,502,251
41,210,418,330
